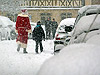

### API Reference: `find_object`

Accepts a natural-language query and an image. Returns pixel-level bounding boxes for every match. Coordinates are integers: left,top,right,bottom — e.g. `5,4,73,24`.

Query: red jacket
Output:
15,13,32,48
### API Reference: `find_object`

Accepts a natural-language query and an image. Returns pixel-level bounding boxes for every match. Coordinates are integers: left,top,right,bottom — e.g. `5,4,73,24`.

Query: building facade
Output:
21,0,86,24
0,0,99,24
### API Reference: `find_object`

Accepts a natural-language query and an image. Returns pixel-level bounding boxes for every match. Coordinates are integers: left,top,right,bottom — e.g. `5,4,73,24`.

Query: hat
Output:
37,21,41,25
21,9,27,13
53,18,55,20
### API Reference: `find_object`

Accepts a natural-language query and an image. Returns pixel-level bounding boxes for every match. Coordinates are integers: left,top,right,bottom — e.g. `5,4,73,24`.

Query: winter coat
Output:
51,21,58,31
45,20,52,31
15,13,32,48
32,25,45,41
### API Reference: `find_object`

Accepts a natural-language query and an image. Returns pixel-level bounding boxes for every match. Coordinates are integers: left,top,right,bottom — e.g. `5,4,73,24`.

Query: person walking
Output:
45,17,52,39
51,18,58,39
32,21,45,54
15,9,32,53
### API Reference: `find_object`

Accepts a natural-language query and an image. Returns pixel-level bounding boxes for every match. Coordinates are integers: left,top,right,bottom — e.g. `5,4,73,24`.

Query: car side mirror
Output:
65,26,73,32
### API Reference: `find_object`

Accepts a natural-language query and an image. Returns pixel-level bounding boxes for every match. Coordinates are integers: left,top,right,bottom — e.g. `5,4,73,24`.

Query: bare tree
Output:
0,0,24,21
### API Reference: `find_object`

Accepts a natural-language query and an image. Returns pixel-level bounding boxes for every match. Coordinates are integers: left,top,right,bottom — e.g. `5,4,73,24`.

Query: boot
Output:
17,44,21,52
40,49,43,53
23,48,28,54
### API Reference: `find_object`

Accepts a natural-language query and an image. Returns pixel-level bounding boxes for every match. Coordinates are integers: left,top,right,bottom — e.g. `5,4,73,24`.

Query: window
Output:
61,13,66,20
40,13,51,25
67,13,72,18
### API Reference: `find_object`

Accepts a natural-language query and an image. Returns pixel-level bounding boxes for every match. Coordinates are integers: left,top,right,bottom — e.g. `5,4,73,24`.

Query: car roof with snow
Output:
78,5,100,15
74,5,100,26
59,18,76,27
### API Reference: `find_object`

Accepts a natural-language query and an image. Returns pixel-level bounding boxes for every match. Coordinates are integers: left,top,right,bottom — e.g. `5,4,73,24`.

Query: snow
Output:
1,4,100,75
0,39,53,75
59,18,76,26
56,18,75,33
72,29,100,43
0,16,14,27
0,16,15,40
38,43,100,75
37,5,100,75
73,14,100,36
86,35,100,45
78,5,100,14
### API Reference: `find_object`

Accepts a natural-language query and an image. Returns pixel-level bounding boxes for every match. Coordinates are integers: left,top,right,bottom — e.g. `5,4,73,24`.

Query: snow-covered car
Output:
69,5,100,44
0,26,8,40
74,5,100,25
54,18,75,53
37,43,100,75
0,16,15,40
37,5,100,75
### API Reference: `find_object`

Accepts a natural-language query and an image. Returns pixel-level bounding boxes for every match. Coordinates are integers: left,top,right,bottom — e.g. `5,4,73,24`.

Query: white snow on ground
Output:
38,43,100,75
0,39,53,75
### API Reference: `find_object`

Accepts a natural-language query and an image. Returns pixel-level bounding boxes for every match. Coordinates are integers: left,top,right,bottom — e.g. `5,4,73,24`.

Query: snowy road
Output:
0,39,54,75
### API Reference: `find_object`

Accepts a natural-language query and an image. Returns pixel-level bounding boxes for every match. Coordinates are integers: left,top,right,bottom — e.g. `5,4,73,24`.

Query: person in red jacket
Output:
15,9,32,53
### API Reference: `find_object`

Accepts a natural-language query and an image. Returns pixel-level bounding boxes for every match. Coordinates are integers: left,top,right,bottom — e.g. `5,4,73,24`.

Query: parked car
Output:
69,5,100,45
54,18,75,53
0,16,15,40
37,5,100,75
74,5,100,25
0,26,8,40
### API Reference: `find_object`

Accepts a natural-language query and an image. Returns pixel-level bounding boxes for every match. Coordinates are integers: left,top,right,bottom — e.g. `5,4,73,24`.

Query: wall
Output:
28,9,79,24
91,0,100,5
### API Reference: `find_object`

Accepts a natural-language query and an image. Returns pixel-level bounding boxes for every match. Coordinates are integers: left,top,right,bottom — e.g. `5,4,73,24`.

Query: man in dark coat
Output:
32,21,45,54
51,18,58,39
45,18,52,39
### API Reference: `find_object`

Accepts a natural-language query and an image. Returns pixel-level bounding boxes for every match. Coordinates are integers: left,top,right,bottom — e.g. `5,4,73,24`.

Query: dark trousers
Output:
46,30,51,39
52,29,56,39
35,40,43,53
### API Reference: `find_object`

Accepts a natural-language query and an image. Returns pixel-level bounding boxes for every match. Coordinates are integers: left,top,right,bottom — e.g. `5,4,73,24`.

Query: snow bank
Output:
0,40,53,75
38,43,100,75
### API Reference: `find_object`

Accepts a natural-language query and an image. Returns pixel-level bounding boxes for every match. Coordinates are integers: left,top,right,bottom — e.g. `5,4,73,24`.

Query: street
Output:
0,39,53,75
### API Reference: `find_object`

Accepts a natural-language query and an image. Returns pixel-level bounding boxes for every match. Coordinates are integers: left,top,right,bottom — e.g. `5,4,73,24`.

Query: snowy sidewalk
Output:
0,39,53,75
